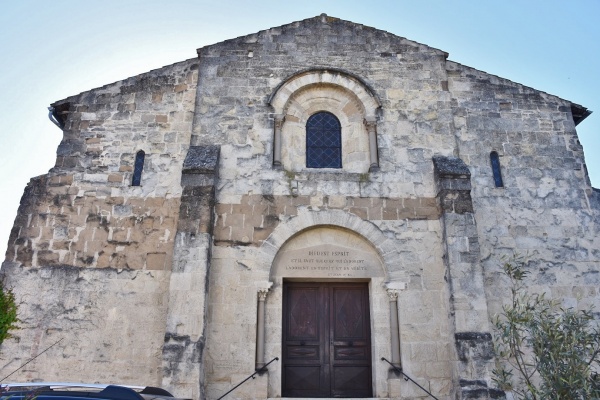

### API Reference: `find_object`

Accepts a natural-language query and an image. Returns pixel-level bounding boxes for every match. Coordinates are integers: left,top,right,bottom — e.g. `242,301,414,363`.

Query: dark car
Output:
0,383,190,400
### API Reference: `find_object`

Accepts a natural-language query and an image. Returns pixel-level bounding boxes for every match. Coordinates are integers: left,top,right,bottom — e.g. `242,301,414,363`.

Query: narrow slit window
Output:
132,150,145,186
490,151,504,187
306,111,342,168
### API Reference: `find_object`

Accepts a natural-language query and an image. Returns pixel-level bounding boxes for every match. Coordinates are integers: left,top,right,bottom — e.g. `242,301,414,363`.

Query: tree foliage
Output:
0,278,18,347
492,257,600,399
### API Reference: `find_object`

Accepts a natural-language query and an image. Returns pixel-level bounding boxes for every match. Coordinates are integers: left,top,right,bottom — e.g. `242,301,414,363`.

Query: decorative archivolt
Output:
269,69,381,118
256,208,398,281
268,69,382,172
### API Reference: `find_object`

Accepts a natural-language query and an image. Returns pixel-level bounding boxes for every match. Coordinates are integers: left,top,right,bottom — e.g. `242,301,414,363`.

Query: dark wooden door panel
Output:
283,283,329,397
282,282,372,398
332,287,367,339
283,365,326,397
332,366,372,398
287,286,320,340
330,285,372,397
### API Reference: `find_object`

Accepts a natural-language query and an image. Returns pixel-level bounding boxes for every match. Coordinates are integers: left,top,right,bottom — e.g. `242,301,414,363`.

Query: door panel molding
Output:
282,282,372,398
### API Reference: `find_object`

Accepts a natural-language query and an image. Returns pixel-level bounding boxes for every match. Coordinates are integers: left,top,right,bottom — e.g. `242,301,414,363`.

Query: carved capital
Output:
387,289,399,301
274,114,285,131
364,117,377,133
258,288,270,301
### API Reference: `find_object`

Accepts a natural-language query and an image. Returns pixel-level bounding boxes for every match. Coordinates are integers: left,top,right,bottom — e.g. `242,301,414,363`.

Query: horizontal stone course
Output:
214,194,440,246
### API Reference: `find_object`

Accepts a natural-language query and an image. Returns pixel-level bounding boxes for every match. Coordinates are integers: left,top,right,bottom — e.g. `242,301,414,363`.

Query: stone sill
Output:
286,171,369,182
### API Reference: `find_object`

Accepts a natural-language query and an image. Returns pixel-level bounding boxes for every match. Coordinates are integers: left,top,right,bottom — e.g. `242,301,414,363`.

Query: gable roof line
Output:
196,14,448,57
50,57,199,107
446,60,591,125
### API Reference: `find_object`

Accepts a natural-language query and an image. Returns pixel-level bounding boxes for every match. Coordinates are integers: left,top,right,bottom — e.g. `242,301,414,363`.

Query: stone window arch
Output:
269,69,381,173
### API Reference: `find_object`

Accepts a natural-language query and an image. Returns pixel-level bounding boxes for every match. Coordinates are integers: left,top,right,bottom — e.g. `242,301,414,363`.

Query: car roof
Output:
0,383,190,400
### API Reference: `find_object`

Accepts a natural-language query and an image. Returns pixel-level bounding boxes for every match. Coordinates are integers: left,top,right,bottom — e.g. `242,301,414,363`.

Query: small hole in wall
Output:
248,50,254,58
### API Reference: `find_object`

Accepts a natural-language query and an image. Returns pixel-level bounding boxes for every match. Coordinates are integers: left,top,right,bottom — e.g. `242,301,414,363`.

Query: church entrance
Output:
282,282,372,398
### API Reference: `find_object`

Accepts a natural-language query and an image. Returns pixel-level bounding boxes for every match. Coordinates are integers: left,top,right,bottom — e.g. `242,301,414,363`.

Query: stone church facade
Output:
1,14,598,400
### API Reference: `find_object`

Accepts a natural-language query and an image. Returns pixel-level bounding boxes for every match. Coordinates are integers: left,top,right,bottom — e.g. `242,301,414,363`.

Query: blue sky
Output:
1,0,599,258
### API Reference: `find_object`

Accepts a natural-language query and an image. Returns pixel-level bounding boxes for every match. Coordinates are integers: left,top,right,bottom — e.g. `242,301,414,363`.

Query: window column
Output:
387,289,402,367
365,117,379,172
255,288,269,370
273,114,284,167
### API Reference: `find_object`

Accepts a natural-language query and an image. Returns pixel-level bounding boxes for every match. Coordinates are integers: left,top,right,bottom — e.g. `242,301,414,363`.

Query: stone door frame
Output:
257,209,404,398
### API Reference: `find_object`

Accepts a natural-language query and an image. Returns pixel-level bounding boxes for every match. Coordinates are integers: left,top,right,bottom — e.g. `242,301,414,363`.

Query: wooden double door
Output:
282,282,372,398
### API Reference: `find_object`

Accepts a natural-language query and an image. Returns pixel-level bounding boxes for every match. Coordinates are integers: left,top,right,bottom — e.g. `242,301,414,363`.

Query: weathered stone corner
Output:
433,156,474,214
179,146,221,234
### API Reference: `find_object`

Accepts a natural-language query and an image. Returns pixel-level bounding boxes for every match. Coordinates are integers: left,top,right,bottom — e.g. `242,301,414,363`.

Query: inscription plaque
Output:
274,244,384,278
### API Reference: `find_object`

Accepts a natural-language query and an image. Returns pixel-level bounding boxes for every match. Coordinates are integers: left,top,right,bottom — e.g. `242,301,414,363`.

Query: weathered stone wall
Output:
161,146,219,400
202,211,453,399
0,262,170,385
193,15,456,199
1,59,199,387
214,192,439,247
433,156,500,399
191,15,465,398
5,58,198,271
448,61,600,319
1,13,597,400
191,15,486,399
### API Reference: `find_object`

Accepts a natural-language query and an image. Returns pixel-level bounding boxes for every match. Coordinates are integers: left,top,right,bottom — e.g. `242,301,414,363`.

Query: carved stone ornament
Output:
257,288,269,301
386,289,399,300
364,117,377,132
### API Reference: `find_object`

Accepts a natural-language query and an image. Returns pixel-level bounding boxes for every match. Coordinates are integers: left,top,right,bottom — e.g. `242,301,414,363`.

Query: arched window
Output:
306,112,342,168
490,151,503,187
132,150,145,186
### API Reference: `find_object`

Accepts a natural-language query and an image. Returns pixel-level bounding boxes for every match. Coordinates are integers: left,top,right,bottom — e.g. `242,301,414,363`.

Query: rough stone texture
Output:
1,59,198,388
5,59,199,271
434,156,494,398
182,145,220,174
447,61,599,334
214,193,440,247
1,14,598,400
161,145,219,399
433,155,472,178
0,262,170,385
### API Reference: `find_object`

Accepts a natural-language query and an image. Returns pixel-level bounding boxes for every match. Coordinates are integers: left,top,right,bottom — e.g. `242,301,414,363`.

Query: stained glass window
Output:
490,151,503,187
306,112,342,168
132,150,145,186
